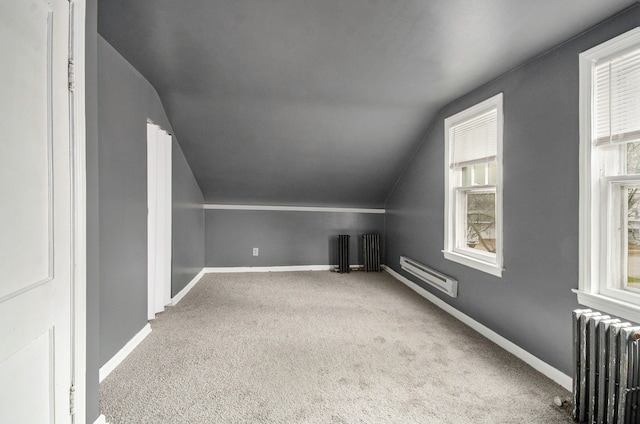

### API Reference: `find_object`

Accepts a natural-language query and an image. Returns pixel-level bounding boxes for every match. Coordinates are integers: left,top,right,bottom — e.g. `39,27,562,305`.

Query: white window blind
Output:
450,109,498,167
594,46,640,145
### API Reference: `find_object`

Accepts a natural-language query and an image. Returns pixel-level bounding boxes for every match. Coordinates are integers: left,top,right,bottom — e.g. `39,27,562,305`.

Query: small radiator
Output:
337,234,350,273
362,234,380,272
572,309,640,423
399,256,457,298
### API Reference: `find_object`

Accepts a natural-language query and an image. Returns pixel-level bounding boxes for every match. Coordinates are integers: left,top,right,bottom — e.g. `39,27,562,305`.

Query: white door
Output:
147,123,172,320
0,0,73,422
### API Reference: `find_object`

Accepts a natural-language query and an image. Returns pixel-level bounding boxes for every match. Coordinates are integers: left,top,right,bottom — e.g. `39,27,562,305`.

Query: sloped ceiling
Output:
98,0,638,208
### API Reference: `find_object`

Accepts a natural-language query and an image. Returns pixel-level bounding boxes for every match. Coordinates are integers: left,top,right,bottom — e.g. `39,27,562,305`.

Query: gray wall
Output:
206,210,384,267
98,36,204,366
172,142,205,296
384,5,640,376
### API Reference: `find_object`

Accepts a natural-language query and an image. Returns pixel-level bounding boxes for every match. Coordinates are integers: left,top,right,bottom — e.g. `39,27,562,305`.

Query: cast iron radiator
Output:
337,234,350,273
362,234,380,272
573,309,640,423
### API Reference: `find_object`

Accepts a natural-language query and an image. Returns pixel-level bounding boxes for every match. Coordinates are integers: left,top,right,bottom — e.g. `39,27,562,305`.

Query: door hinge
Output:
68,59,75,92
69,384,76,416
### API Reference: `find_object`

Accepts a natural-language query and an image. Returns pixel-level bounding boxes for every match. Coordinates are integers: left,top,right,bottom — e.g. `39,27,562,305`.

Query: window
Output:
444,93,503,277
577,27,640,322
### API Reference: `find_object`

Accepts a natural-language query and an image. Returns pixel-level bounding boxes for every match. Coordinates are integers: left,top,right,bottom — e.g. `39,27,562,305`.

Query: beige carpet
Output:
100,271,572,423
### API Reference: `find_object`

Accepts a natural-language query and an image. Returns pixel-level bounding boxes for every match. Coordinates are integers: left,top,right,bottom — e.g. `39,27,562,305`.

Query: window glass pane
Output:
463,191,496,253
461,166,471,186
599,144,624,176
627,142,640,174
487,161,496,185
627,185,640,291
473,164,486,185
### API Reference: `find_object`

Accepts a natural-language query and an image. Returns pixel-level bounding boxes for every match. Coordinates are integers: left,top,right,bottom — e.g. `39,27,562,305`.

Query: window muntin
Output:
577,27,640,321
444,93,503,276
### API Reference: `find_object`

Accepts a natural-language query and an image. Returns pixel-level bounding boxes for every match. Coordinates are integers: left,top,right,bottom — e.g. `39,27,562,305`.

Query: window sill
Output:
573,290,640,324
443,250,502,277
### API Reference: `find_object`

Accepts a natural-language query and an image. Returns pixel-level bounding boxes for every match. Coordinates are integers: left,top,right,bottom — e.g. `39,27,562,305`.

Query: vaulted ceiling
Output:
98,0,638,207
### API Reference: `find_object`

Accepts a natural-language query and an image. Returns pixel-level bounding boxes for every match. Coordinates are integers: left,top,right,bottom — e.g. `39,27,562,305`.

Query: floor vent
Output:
399,256,457,298
337,235,350,273
362,234,380,272
572,309,640,423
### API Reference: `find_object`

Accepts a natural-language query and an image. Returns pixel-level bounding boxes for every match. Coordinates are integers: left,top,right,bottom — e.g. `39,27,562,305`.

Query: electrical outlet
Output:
253,247,259,256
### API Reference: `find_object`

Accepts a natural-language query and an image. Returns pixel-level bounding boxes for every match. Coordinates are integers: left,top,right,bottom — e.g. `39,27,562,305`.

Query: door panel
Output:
0,0,52,299
0,0,71,422
0,330,54,423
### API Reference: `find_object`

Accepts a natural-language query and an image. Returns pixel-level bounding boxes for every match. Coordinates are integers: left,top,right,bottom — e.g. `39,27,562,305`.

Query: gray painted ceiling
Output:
98,0,638,207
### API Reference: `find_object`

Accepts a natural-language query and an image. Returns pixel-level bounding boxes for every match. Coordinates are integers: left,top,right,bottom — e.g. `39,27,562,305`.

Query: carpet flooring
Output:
100,271,572,423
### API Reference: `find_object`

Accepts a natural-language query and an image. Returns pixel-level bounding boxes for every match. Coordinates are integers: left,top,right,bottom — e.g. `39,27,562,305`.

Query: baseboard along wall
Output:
93,414,108,424
99,323,152,383
204,265,333,273
382,265,573,391
203,264,363,274
171,268,206,306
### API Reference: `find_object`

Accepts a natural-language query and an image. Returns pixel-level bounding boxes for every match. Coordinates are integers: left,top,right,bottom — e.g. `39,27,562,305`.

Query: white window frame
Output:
443,93,504,277
576,27,640,323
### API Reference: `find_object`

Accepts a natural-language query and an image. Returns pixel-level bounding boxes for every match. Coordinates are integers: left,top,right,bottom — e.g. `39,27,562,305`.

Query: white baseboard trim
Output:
383,266,573,392
99,323,152,383
93,414,108,424
170,268,206,306
204,204,385,214
204,264,362,273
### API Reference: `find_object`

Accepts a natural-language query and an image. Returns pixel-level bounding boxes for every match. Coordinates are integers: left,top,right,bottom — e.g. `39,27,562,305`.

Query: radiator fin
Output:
572,309,640,423
337,235,350,274
362,234,380,272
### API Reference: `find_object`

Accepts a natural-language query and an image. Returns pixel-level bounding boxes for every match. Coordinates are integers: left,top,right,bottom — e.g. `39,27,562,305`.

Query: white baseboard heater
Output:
399,256,458,298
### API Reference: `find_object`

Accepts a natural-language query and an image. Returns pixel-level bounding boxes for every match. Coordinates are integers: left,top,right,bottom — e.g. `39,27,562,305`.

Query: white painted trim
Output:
204,264,363,273
443,93,503,278
164,131,173,308
574,290,640,324
170,268,206,306
70,0,87,421
442,251,503,277
93,414,108,424
147,123,158,321
205,265,332,273
203,204,385,214
147,124,173,320
578,27,640,318
99,324,152,382
384,266,573,391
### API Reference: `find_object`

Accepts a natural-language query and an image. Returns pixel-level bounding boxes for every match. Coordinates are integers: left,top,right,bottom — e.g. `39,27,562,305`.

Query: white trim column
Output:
70,0,87,421
147,123,173,320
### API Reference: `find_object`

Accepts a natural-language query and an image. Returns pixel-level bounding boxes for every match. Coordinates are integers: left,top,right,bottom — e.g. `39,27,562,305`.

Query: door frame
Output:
147,121,173,320
69,0,87,421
